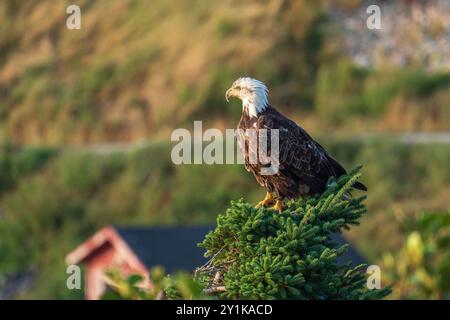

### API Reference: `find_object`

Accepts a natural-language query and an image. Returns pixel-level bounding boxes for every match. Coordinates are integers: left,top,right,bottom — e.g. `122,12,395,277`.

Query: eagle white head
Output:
225,77,269,117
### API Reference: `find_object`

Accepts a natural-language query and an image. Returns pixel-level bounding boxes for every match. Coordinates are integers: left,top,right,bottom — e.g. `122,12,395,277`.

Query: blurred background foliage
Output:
382,211,450,299
0,0,449,299
102,266,205,300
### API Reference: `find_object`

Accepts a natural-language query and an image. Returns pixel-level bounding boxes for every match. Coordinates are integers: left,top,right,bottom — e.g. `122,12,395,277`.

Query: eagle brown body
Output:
226,77,366,211
237,105,366,200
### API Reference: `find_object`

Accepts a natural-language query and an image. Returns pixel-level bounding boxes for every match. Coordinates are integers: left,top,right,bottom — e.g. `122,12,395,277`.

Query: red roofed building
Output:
65,225,210,300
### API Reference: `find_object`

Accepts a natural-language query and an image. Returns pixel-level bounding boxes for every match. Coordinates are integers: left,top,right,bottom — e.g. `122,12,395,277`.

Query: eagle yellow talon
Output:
255,192,275,208
273,200,283,212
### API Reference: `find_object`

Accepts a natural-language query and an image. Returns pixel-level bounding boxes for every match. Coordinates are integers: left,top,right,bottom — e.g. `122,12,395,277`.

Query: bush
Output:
382,211,450,299
103,267,205,300
0,145,56,195
315,61,450,126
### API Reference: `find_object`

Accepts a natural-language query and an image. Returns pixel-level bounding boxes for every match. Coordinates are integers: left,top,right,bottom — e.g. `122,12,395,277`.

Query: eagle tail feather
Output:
352,181,367,191
326,156,367,191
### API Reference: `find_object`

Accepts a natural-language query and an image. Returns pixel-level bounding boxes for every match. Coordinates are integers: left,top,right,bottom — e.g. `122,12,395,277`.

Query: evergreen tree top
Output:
197,166,391,300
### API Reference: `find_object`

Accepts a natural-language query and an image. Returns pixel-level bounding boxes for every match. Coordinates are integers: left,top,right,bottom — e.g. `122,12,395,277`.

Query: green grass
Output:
316,60,450,123
0,145,57,195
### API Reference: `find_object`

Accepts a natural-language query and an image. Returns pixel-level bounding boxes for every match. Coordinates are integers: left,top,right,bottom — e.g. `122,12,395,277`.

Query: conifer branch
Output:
196,166,391,300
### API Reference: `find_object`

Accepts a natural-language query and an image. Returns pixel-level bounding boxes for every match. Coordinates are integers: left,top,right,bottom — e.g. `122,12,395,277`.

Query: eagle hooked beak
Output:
225,87,238,102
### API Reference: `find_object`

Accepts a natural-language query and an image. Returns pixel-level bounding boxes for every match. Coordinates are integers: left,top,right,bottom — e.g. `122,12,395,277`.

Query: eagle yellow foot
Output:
273,200,283,212
255,192,275,208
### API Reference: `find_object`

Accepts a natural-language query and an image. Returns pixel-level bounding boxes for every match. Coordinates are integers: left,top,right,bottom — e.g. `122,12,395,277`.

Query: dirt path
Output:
62,133,450,155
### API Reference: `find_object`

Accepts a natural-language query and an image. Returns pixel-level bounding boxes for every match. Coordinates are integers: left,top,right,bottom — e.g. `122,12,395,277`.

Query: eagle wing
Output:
237,114,274,188
237,116,260,174
256,111,350,195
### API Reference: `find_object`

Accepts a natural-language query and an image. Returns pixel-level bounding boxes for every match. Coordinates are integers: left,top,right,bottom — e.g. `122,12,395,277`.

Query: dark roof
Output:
114,226,366,274
115,226,211,273
331,233,366,266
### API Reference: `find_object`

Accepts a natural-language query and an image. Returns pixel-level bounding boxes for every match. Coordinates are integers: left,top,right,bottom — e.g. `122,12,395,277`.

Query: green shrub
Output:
103,266,204,300
315,62,450,122
194,66,239,117
382,211,450,299
215,19,238,40
0,145,56,194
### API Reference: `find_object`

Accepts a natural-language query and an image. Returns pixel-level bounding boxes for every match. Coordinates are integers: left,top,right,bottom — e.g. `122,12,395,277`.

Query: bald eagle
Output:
225,77,366,211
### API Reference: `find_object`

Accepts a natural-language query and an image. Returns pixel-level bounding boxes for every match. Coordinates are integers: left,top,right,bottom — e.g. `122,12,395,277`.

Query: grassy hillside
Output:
0,0,327,145
1,0,449,146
